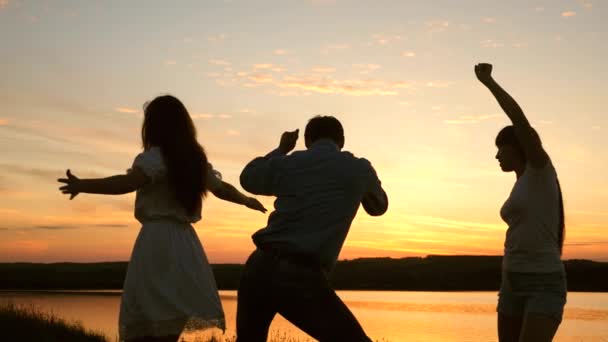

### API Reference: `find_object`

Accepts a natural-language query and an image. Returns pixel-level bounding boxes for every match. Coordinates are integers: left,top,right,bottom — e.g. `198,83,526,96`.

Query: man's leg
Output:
275,266,371,342
236,251,277,342
518,313,561,342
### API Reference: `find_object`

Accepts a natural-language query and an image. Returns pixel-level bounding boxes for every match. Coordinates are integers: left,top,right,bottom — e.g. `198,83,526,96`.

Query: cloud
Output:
248,73,274,83
207,33,228,42
218,114,232,119
0,118,8,125
402,51,416,57
369,34,403,46
115,107,138,114
321,43,350,54
444,114,500,124
561,11,577,17
311,67,336,73
209,59,231,66
278,76,400,96
0,164,74,181
481,39,504,48
10,223,130,231
226,130,240,136
0,0,7,10
273,49,288,55
534,6,545,12
577,0,593,9
164,60,177,65
353,63,381,74
426,20,451,34
482,17,496,24
191,113,215,119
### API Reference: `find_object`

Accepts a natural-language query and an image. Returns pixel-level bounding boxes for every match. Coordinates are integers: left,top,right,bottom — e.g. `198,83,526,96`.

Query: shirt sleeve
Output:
206,163,223,192
132,148,166,183
361,159,389,216
239,148,286,195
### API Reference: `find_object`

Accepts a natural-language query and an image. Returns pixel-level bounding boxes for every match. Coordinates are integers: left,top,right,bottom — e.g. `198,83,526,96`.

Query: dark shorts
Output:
497,270,567,322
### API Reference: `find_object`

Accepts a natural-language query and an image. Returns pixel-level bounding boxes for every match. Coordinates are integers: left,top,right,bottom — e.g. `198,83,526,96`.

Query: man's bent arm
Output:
240,149,286,196
361,162,388,216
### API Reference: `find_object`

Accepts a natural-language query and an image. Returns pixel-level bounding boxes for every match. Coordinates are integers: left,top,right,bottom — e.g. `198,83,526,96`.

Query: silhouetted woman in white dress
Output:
59,95,267,342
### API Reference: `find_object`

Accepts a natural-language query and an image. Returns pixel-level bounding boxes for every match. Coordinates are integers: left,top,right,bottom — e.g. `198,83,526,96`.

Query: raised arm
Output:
240,129,298,195
58,168,148,200
475,63,549,168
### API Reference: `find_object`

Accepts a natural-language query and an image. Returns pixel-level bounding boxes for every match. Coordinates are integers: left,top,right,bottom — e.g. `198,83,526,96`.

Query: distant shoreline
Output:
2,256,607,292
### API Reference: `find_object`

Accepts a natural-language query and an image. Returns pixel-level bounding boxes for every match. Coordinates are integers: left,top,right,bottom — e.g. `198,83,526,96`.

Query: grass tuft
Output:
0,301,107,342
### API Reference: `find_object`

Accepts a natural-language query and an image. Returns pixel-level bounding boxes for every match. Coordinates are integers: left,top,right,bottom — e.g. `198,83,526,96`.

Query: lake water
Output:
1,290,607,341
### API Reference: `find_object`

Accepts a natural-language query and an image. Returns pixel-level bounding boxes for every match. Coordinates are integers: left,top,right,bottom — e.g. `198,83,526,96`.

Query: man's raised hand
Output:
279,129,299,154
475,63,494,84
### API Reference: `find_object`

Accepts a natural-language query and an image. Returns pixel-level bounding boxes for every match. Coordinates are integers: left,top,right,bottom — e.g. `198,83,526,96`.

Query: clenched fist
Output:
279,129,299,154
475,63,494,84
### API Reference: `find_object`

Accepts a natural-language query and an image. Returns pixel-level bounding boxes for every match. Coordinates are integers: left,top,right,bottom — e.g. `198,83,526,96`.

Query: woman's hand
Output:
58,169,81,200
475,63,494,84
245,197,267,213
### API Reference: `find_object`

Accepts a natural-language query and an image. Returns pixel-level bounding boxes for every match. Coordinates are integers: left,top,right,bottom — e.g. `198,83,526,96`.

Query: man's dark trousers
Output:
236,249,373,342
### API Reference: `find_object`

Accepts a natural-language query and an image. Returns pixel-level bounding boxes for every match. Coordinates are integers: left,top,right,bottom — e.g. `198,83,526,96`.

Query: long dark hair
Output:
142,95,208,216
496,126,565,254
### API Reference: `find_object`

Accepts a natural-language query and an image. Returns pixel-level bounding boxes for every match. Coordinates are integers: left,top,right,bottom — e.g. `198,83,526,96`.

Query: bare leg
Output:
519,313,560,342
498,313,523,342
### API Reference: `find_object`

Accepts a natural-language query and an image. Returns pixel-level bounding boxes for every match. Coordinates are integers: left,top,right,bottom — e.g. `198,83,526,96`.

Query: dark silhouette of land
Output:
1,256,606,292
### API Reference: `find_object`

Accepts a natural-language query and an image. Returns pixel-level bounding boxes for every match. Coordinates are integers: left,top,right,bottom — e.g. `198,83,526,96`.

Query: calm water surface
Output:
1,290,607,341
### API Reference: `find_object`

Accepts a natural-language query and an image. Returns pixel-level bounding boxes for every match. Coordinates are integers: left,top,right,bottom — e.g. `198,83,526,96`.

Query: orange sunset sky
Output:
0,0,606,263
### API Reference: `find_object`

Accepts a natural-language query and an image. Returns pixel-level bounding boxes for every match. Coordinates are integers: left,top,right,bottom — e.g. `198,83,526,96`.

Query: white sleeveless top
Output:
131,147,222,224
500,161,563,273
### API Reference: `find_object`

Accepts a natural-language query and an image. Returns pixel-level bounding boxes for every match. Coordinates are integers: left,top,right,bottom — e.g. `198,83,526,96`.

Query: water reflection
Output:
1,291,607,341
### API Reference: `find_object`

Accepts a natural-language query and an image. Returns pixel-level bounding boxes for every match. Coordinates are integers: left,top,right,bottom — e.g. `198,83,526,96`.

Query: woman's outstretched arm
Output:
58,168,149,200
209,180,267,213
475,63,549,168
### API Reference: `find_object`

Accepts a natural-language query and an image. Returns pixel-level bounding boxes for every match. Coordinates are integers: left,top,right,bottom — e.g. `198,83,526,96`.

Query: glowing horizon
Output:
1,0,606,263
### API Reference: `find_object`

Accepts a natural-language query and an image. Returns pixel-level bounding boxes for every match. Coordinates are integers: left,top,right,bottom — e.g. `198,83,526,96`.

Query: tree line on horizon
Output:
0,255,606,292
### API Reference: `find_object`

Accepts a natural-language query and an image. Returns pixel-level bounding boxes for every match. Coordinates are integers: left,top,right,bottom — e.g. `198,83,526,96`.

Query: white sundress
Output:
119,147,225,341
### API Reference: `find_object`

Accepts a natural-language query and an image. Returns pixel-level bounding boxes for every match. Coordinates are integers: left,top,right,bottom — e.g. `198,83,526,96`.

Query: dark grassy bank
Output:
1,256,607,291
0,302,107,342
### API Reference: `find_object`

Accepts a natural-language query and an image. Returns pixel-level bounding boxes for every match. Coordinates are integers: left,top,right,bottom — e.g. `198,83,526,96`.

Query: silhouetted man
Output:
236,116,388,342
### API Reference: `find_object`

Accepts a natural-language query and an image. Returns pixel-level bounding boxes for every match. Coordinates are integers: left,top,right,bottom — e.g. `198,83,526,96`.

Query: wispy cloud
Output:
311,67,336,73
278,76,400,96
321,43,350,54
426,20,451,34
164,60,177,65
115,107,138,114
481,39,504,48
444,114,501,124
368,33,403,46
352,63,381,74
482,17,496,24
577,0,593,9
0,118,8,125
252,63,284,72
273,49,288,55
207,33,228,42
11,223,130,231
209,59,231,66
402,51,416,57
191,113,215,119
561,11,577,17
226,130,240,136
0,0,8,10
